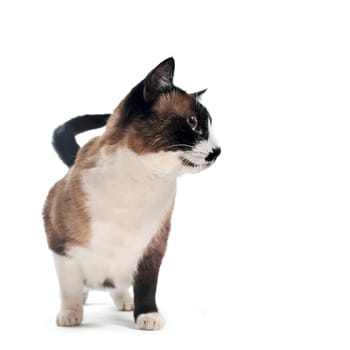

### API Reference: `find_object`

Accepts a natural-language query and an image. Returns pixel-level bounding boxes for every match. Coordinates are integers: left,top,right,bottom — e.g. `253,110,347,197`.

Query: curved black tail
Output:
53,114,111,167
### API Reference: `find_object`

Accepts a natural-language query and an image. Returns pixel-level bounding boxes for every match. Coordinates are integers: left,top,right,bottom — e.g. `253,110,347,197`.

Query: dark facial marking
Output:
102,278,115,289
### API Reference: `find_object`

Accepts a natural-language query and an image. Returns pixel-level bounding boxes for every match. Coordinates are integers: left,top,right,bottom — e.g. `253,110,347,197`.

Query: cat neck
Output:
79,145,179,190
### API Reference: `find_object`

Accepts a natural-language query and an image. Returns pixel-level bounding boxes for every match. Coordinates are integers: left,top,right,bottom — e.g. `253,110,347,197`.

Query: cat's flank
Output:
43,58,220,331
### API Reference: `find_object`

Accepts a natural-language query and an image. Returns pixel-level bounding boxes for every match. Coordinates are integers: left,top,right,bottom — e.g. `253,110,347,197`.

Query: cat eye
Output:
187,115,198,131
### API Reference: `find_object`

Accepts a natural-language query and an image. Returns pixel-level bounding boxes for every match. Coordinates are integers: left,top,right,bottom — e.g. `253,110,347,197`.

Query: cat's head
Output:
105,57,220,176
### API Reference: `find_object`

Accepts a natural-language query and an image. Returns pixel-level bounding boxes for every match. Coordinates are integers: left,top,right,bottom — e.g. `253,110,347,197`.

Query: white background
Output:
0,1,349,349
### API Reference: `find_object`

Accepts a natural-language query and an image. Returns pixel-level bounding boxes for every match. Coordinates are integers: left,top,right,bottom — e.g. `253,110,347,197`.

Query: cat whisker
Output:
161,144,194,150
150,137,163,147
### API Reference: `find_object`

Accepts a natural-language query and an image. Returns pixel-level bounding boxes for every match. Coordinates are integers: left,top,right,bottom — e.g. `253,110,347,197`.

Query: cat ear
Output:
191,88,207,99
143,57,175,102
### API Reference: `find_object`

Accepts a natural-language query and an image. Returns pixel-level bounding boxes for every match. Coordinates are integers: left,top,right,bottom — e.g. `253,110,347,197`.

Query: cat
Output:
43,57,221,331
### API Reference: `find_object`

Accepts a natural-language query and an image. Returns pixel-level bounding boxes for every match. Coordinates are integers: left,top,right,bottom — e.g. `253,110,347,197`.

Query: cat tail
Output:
52,114,111,167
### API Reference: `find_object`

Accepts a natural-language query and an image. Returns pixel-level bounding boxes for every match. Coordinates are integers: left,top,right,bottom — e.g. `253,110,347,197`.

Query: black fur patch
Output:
53,114,110,167
133,257,160,320
51,244,67,256
143,57,175,102
102,278,115,289
49,236,75,257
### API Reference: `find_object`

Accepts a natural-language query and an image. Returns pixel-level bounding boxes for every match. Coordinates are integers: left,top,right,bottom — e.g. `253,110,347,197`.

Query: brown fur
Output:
43,171,90,255
43,136,102,255
153,90,194,117
100,102,126,148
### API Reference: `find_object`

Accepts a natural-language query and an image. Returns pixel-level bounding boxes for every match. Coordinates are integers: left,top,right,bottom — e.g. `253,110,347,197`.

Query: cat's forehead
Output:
153,90,194,116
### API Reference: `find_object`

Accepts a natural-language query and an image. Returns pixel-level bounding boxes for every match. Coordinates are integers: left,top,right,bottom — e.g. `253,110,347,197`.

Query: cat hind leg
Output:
53,253,84,326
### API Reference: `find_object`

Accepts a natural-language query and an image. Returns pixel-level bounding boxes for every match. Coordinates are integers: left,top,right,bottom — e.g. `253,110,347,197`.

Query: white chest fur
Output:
69,147,177,289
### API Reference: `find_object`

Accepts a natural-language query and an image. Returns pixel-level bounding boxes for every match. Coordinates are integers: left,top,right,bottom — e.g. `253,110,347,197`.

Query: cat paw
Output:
56,308,83,327
136,312,165,331
117,298,134,311
111,290,134,311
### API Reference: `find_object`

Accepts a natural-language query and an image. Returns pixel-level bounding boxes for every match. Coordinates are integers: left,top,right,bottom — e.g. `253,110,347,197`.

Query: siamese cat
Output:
43,57,221,330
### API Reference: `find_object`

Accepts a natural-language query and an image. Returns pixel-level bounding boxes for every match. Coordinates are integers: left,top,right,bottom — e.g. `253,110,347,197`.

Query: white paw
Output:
136,312,165,331
56,308,83,327
117,298,134,311
111,291,134,311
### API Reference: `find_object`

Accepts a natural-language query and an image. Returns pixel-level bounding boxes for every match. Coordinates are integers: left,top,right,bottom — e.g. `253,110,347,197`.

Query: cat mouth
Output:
181,157,210,168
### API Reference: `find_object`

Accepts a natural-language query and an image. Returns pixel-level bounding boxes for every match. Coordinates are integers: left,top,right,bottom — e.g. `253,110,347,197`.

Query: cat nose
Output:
205,147,221,162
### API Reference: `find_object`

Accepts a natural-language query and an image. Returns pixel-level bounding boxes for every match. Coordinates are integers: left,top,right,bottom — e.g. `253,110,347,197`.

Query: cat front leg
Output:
133,254,165,331
53,253,84,326
133,221,170,331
